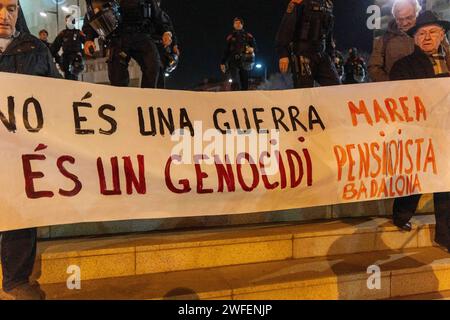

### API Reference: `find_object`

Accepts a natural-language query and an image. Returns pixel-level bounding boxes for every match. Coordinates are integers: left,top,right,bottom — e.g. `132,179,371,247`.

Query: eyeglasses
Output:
416,28,444,39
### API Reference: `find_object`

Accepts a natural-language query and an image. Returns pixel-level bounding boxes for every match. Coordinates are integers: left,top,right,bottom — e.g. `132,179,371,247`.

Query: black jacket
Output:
390,46,449,80
51,28,86,56
221,30,256,64
276,0,335,59
83,0,169,41
0,32,61,78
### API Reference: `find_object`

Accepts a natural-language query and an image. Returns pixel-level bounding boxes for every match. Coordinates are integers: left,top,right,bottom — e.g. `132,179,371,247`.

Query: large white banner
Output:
0,72,449,231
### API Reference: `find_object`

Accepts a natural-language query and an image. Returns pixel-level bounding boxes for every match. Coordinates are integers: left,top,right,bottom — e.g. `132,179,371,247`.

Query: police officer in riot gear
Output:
83,0,171,88
343,47,367,84
51,15,86,80
221,17,256,91
276,0,340,88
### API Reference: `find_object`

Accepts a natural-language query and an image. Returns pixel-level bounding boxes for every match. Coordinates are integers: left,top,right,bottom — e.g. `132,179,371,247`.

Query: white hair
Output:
392,0,422,17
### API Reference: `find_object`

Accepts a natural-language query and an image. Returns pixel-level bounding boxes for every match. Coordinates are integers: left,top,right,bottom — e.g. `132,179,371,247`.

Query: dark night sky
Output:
161,0,375,89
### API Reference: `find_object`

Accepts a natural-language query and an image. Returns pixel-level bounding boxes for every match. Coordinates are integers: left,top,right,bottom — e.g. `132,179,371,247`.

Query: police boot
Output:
434,238,450,253
0,282,45,300
434,233,450,253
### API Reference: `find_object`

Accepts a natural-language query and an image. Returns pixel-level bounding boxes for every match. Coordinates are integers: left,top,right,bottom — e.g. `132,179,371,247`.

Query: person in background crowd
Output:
334,49,344,82
38,29,50,48
276,0,340,88
368,0,421,82
0,0,61,300
390,11,450,251
220,17,256,91
343,47,367,84
51,15,86,80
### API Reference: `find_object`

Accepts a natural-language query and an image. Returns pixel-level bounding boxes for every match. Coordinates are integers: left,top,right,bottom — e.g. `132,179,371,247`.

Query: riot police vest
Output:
297,0,333,44
228,31,252,55
61,29,83,53
119,0,152,25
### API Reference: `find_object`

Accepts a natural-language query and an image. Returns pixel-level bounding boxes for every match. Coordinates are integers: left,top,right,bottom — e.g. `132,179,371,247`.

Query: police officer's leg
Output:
107,40,131,87
293,55,315,88
433,192,450,246
239,67,249,91
130,34,161,89
63,54,77,81
157,67,166,89
229,65,241,91
1,228,37,291
392,195,421,227
315,54,341,87
156,45,166,89
61,55,72,80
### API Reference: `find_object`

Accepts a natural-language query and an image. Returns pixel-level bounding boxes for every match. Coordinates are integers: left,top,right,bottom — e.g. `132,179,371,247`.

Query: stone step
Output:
41,246,450,300
393,290,450,300
0,215,439,287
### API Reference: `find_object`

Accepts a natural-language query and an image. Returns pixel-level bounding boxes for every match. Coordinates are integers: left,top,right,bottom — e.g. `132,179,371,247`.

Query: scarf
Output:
428,50,449,76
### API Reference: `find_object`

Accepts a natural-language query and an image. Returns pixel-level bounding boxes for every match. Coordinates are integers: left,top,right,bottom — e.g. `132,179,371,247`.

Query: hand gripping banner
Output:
0,72,449,231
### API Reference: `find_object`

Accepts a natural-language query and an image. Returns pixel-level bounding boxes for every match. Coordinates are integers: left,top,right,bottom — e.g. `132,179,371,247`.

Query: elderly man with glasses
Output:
368,0,422,82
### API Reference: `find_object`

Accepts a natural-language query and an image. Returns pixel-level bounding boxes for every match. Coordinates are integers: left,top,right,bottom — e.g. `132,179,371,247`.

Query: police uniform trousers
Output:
61,52,80,81
228,58,249,91
107,32,161,88
156,43,167,89
293,52,340,88
1,228,37,291
156,69,166,89
393,193,450,244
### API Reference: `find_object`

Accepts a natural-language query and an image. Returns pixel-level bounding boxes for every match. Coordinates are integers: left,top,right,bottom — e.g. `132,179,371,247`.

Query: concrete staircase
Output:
2,214,450,299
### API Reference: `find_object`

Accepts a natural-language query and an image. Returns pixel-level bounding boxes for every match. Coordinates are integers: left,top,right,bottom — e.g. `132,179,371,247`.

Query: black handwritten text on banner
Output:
0,72,448,231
